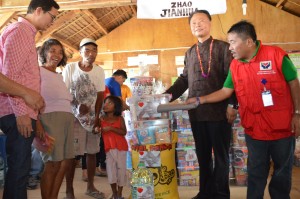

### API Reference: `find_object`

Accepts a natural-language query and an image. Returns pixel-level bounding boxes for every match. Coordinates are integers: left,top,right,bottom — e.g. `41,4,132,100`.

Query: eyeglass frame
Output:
47,11,56,22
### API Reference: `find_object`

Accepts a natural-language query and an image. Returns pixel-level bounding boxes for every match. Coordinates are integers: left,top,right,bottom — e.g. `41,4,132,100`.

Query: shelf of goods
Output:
231,114,248,186
170,110,200,187
125,93,180,199
171,110,249,186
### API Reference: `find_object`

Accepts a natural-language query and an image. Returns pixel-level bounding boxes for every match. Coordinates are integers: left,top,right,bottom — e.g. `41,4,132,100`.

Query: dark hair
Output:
39,38,68,66
104,96,123,116
27,0,60,14
188,10,211,24
227,20,257,42
113,69,127,79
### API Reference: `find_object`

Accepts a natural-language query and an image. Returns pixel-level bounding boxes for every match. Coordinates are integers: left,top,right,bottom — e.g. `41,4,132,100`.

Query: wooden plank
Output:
0,11,17,32
82,9,108,34
130,5,136,16
35,10,80,43
50,35,78,53
276,0,287,9
0,0,136,12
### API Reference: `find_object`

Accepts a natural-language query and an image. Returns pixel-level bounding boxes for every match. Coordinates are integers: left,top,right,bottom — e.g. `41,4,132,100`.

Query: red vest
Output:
230,42,293,140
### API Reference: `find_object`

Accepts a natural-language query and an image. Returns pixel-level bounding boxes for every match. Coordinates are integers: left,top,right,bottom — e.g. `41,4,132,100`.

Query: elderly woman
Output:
37,38,75,199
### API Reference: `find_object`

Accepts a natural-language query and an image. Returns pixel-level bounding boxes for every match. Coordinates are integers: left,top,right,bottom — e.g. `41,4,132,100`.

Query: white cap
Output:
79,38,97,48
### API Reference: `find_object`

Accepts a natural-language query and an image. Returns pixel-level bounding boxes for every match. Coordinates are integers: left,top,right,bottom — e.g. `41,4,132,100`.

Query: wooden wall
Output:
95,0,300,86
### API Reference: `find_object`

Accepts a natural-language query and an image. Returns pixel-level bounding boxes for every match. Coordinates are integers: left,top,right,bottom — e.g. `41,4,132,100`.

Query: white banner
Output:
137,0,227,19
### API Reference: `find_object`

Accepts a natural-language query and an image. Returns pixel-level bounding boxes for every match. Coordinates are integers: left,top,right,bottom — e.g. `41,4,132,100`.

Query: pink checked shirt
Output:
0,17,40,119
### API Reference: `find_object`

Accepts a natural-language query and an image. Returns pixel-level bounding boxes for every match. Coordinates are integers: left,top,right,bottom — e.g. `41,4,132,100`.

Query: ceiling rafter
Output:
0,11,18,32
260,0,300,17
106,10,130,26
276,0,287,9
50,35,78,53
54,12,83,34
0,0,137,13
82,9,108,34
97,7,120,21
130,5,137,16
35,10,80,43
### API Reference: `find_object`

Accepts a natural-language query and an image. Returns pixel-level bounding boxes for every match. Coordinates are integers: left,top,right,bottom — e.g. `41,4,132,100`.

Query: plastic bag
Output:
32,132,55,154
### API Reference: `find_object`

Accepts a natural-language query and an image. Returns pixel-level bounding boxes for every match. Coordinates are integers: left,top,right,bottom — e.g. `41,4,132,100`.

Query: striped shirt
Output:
0,17,40,119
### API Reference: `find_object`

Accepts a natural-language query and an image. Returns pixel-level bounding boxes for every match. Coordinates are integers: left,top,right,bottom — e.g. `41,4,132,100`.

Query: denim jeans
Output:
0,114,36,199
30,146,43,176
245,134,295,199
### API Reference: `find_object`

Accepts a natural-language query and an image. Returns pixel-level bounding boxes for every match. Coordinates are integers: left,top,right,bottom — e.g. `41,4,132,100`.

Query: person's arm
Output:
223,46,238,123
93,91,104,132
186,87,234,105
186,69,235,108
281,56,300,137
223,45,238,107
0,73,44,111
165,54,189,102
2,25,38,137
289,79,300,137
3,27,35,117
121,97,130,111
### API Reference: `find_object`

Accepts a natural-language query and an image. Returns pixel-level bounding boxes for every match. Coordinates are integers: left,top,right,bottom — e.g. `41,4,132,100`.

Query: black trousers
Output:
82,136,106,170
191,120,231,199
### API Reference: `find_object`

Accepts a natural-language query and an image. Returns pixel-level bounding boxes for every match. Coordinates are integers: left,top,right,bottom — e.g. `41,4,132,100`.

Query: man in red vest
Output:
187,20,300,199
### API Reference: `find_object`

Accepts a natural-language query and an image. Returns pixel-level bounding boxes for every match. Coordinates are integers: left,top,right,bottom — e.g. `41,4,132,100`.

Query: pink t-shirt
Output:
40,67,72,114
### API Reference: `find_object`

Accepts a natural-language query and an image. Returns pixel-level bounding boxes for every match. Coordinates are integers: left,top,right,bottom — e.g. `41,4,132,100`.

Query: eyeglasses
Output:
47,11,56,22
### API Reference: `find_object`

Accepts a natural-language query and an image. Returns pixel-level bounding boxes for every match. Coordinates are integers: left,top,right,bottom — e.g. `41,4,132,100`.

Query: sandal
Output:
85,191,105,199
95,170,107,177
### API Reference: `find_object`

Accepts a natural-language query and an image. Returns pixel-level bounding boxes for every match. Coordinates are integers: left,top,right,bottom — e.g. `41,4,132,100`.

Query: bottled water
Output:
131,161,154,199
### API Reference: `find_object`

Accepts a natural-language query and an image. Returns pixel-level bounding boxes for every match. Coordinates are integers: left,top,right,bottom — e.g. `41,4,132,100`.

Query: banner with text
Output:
137,0,227,19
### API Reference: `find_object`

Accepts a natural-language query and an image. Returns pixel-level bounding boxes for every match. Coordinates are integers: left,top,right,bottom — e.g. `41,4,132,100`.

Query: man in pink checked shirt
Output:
0,0,59,198
0,73,45,111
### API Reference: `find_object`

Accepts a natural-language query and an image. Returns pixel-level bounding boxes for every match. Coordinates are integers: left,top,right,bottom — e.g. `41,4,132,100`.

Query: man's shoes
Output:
27,176,38,190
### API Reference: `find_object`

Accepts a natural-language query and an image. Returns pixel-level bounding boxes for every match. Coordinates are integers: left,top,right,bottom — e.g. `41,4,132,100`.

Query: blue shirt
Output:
105,77,121,97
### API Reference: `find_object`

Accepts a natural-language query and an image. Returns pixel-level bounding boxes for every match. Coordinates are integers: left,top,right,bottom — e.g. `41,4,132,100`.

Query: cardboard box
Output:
177,168,199,186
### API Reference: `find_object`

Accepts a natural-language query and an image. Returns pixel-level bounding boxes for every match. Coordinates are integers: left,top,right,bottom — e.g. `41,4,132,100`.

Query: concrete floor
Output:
1,166,299,199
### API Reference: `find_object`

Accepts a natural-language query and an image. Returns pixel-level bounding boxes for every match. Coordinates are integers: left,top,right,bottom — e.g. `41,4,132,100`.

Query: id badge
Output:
262,90,274,107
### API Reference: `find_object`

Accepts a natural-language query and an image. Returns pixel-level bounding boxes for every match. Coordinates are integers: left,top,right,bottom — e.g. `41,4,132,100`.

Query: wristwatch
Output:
228,104,239,110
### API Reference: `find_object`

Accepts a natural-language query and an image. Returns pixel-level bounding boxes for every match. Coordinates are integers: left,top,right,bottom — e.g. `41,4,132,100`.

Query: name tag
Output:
262,90,274,107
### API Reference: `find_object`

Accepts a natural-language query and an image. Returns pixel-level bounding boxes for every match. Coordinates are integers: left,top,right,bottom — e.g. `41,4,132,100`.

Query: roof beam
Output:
35,10,79,43
276,0,287,9
130,5,136,16
0,11,17,32
50,35,79,53
0,0,137,13
82,9,108,35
